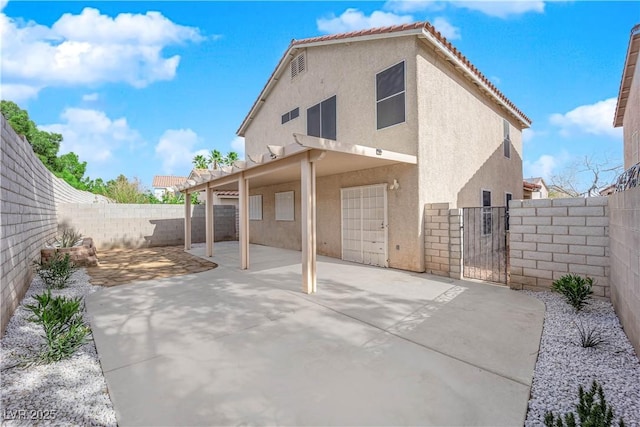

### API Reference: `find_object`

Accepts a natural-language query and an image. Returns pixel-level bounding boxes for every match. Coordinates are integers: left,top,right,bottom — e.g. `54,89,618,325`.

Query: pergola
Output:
178,134,417,294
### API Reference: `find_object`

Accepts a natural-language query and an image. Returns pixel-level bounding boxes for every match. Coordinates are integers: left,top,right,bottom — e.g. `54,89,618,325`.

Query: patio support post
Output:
184,192,192,250
205,187,214,257
301,152,317,294
238,174,249,269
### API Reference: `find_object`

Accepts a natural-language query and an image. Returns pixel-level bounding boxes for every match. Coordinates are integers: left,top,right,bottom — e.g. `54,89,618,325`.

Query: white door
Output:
341,184,388,267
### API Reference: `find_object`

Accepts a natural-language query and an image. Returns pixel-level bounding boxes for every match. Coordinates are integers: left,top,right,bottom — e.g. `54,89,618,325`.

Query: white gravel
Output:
1,269,117,427
524,291,640,427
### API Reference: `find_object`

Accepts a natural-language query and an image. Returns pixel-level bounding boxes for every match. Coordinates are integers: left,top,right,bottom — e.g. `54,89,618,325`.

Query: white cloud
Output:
549,98,622,139
82,92,99,102
384,0,545,18
230,136,245,159
0,83,42,103
0,7,204,99
155,128,202,175
40,108,142,163
432,17,460,40
522,128,535,143
455,1,545,18
317,8,413,34
524,154,558,180
0,0,8,13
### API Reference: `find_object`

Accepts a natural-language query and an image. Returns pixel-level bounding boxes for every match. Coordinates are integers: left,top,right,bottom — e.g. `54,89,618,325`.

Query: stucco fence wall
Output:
57,204,236,249
1,116,112,334
608,187,640,356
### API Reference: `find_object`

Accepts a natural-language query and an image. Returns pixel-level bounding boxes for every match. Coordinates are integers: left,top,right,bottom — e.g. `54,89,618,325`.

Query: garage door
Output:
341,184,388,267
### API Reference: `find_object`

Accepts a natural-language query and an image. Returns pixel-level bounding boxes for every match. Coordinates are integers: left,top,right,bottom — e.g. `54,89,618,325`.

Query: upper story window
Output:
503,119,511,159
482,189,492,235
376,61,405,130
290,52,306,79
281,107,299,125
307,95,336,141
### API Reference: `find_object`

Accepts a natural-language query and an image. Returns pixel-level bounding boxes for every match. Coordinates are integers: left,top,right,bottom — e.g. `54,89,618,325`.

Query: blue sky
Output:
1,1,638,190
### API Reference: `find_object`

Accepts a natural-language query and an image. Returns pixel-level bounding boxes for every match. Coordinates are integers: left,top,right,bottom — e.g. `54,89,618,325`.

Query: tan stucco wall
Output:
244,37,419,157
623,56,639,169
416,42,524,209
249,163,423,272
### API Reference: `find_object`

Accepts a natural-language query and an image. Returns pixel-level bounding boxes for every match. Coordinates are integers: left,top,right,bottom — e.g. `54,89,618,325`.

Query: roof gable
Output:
614,23,640,127
237,21,531,136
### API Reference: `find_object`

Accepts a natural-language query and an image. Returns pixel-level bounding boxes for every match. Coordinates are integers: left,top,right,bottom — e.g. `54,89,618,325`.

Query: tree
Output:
550,155,623,198
192,154,208,169
208,149,223,170
224,151,239,166
55,152,87,183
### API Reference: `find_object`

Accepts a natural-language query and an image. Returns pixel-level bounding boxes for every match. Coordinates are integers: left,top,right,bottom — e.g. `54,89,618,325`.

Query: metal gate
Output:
462,207,508,284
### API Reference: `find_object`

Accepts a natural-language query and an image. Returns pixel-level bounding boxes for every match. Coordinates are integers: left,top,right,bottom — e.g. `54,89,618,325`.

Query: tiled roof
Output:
216,190,239,197
152,175,187,188
523,180,542,191
237,21,531,135
614,23,640,127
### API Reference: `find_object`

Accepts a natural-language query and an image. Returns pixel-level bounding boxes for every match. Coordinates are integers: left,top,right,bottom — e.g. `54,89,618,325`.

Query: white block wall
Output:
509,197,610,297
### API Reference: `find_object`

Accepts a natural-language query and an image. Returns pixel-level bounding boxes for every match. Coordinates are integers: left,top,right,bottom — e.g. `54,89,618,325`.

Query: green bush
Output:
55,227,83,248
34,252,77,289
575,321,607,348
25,290,91,364
544,381,625,427
552,274,593,311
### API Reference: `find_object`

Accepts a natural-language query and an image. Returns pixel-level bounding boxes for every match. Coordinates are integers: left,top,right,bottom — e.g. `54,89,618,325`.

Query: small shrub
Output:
552,274,593,311
34,252,77,289
55,227,83,248
544,380,625,427
575,321,607,348
24,290,91,364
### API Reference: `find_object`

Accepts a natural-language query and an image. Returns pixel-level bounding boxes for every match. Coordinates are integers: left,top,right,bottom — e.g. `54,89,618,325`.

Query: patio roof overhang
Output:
181,134,417,295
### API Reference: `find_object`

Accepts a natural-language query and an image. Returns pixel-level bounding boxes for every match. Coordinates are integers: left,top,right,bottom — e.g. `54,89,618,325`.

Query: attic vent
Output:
290,52,306,79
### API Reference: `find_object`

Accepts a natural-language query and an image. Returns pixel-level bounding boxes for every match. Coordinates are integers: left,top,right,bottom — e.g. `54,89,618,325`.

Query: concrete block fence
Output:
508,197,610,297
424,203,462,279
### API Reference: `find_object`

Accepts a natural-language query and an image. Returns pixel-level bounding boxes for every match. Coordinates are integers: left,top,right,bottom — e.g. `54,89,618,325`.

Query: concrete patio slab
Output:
87,242,544,426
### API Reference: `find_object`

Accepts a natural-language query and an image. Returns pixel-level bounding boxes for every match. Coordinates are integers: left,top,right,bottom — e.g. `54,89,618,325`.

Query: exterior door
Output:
341,184,388,267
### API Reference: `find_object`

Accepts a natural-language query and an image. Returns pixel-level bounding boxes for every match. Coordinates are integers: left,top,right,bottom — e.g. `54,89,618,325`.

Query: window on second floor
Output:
307,95,336,141
290,52,306,79
376,61,405,130
503,119,511,159
281,107,300,125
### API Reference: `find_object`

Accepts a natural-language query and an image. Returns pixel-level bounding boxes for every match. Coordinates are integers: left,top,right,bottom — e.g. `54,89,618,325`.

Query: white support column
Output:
205,187,214,257
301,152,317,294
238,174,249,269
184,192,192,250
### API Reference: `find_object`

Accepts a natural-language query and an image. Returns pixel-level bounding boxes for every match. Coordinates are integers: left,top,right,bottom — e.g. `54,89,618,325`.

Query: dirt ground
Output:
86,245,217,287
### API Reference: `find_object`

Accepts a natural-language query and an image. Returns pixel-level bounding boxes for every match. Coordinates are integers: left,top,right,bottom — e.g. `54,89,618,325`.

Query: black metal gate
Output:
462,207,509,284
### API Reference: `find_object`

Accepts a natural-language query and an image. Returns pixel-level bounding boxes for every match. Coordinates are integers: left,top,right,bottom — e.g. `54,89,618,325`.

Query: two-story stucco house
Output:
180,21,531,293
614,23,640,169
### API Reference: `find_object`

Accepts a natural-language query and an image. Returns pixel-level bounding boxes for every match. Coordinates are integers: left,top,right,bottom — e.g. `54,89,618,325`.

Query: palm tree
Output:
208,149,223,170
192,154,207,169
224,151,239,166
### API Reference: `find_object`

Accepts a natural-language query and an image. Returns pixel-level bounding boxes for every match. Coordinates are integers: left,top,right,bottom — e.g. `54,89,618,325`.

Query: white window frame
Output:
375,60,407,131
249,195,262,221
503,119,511,159
275,191,295,221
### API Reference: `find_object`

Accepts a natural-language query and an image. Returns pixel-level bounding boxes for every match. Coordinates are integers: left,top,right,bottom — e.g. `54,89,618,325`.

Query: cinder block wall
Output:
424,203,462,279
509,197,609,297
608,187,640,356
57,204,236,249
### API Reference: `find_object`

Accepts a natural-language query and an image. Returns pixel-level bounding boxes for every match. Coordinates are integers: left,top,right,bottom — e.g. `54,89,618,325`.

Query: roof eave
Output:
614,24,640,128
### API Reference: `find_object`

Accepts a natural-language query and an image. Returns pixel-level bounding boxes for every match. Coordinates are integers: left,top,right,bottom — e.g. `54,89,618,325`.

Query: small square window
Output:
281,112,290,124
290,107,299,120
275,191,294,221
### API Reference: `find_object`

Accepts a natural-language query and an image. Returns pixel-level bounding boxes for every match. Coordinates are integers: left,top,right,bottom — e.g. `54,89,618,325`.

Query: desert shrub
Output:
544,381,625,427
552,274,593,311
575,321,607,348
34,252,77,289
24,291,91,364
55,227,83,248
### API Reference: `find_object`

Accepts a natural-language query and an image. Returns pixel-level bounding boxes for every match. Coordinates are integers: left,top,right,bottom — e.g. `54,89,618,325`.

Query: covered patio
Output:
178,134,417,294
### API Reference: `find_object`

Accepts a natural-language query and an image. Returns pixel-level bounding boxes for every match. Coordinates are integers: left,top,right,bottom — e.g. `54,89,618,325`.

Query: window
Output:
376,61,405,130
482,190,492,235
275,191,294,221
249,195,262,220
290,52,306,79
281,107,300,125
307,95,336,141
503,119,511,159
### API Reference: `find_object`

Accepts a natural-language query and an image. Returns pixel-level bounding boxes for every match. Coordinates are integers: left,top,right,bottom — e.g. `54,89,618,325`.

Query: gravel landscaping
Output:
524,291,640,427
0,269,116,427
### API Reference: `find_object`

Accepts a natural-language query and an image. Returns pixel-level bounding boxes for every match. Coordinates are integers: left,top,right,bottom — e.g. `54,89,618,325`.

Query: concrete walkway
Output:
86,242,544,426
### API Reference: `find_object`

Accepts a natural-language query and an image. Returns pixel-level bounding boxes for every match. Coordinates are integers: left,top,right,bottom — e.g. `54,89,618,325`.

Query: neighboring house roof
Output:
152,175,187,188
524,177,548,189
237,21,531,136
523,180,542,191
614,23,640,127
